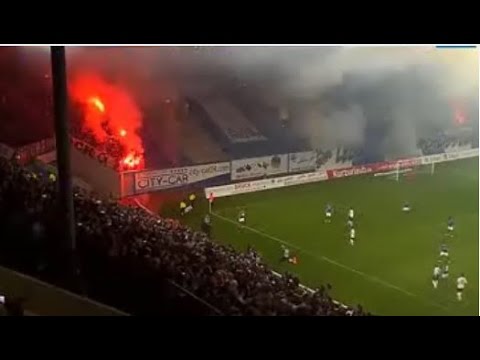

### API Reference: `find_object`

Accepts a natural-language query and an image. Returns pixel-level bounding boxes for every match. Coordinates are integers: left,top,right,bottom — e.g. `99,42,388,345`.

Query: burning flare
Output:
69,73,145,171
89,96,105,113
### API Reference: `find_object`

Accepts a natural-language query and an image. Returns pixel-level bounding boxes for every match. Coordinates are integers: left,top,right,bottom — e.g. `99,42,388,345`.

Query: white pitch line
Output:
211,211,449,312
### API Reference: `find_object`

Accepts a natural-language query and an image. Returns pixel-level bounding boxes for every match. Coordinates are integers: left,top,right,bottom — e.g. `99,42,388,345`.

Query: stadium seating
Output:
181,107,229,164
0,156,368,316
418,133,474,156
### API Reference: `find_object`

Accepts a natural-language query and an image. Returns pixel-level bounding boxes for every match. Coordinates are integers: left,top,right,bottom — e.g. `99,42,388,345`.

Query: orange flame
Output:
69,73,145,171
88,96,105,113
122,151,143,170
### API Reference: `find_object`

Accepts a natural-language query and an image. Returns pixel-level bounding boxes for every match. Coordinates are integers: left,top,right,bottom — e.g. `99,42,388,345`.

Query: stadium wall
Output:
70,143,120,198
121,161,231,197
120,150,346,197
11,135,476,201
205,148,479,198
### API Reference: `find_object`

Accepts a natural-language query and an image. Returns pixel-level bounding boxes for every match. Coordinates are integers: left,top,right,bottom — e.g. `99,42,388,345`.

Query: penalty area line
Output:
211,211,450,313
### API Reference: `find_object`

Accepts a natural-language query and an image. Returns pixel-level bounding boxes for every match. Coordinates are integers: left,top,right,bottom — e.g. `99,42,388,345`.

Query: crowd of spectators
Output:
70,116,126,169
0,156,368,316
418,132,473,156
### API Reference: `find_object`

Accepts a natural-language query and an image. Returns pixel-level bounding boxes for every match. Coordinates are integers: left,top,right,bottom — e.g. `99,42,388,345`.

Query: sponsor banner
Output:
421,153,446,165
134,162,231,192
421,149,478,165
328,158,423,179
0,142,14,160
445,152,460,161
373,158,421,173
445,148,478,161
283,171,328,186
231,178,284,194
231,154,288,180
288,151,317,172
71,137,118,169
327,164,375,179
461,148,479,158
205,184,235,198
205,170,328,198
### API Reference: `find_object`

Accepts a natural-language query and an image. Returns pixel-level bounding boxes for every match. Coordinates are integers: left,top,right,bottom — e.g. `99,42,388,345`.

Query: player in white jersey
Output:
349,227,356,246
402,201,411,213
456,274,467,301
347,207,354,228
325,204,333,223
238,210,246,225
432,265,442,289
281,245,290,262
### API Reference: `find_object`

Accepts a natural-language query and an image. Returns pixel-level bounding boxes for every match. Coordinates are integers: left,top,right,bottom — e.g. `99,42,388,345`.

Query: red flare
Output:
88,96,105,113
69,73,145,171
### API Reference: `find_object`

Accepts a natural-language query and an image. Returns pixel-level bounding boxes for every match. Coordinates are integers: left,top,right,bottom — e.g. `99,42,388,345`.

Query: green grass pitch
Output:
162,158,479,316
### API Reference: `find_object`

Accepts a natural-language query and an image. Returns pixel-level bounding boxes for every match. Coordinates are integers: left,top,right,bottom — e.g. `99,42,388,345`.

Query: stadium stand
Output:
0,155,368,316
181,103,229,164
228,90,302,153
1,265,126,316
418,130,474,156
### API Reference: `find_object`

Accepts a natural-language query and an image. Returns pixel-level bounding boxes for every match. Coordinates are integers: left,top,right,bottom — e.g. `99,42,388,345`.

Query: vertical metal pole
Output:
50,47,76,256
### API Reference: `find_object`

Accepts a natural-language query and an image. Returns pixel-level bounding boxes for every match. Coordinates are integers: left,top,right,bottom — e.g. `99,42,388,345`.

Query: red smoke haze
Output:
69,73,145,170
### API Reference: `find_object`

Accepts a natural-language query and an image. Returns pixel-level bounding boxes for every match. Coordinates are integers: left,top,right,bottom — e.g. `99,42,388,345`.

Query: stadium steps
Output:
181,110,229,164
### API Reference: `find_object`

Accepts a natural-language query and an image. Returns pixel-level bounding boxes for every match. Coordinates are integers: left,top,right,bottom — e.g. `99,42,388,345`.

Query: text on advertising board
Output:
134,162,231,192
136,173,189,190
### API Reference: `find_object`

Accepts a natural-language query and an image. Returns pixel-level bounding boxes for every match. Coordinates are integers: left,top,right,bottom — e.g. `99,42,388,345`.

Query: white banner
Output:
231,154,288,180
421,153,446,165
135,162,231,192
283,171,328,186
445,148,478,161
205,148,479,199
206,170,328,198
288,151,317,172
0,142,14,160
421,148,478,164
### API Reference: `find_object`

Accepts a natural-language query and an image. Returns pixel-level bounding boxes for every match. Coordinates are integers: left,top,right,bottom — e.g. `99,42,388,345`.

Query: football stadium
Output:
0,46,478,316
158,156,478,316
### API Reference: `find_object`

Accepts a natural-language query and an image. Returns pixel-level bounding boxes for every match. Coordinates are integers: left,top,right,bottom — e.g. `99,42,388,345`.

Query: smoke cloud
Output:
2,46,478,159
182,46,477,156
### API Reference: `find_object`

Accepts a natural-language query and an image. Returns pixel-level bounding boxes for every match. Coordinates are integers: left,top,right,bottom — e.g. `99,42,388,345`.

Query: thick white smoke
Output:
224,47,478,156
63,46,480,157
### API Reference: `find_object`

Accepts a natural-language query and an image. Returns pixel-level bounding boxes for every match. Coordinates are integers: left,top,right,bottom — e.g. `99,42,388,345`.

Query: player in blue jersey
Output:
347,207,354,228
